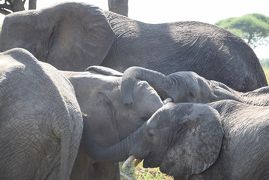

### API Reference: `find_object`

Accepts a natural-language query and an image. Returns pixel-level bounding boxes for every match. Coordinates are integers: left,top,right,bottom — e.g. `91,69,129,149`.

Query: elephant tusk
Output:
122,155,142,168
122,155,136,169
134,159,142,167
163,98,173,104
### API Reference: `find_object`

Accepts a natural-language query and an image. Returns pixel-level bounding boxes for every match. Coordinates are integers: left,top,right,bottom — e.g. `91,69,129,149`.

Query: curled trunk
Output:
121,67,172,104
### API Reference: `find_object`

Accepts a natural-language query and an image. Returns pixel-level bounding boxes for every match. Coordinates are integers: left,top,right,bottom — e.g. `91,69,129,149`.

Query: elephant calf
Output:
60,66,163,180
0,48,83,180
82,99,269,180
121,66,269,106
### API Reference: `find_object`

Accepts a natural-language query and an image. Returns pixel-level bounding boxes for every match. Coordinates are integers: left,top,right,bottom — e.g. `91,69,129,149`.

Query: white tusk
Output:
122,155,136,169
134,159,142,167
163,98,173,104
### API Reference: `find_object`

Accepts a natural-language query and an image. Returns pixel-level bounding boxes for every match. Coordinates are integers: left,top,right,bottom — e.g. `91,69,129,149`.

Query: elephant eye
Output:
147,129,155,138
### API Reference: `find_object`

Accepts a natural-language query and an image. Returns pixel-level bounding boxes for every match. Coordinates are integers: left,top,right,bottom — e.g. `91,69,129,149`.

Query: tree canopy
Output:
216,13,269,48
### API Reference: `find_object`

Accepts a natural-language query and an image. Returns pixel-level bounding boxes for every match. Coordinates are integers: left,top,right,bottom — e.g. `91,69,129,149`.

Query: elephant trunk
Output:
82,117,145,162
121,67,172,104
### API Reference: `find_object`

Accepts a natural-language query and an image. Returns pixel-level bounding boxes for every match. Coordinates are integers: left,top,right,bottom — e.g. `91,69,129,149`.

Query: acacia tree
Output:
108,0,128,16
216,13,269,48
0,0,36,15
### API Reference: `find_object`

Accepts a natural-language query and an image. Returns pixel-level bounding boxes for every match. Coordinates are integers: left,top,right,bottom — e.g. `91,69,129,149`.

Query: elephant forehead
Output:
162,103,193,119
160,103,219,124
132,81,163,112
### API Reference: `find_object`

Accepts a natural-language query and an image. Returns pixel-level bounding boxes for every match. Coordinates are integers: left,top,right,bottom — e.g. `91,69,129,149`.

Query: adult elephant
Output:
61,66,163,180
0,2,266,92
83,100,269,180
121,66,269,106
0,48,83,180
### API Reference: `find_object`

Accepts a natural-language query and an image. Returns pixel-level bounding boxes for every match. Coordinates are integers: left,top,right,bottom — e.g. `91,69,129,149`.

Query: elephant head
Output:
121,66,240,104
0,2,114,70
84,102,223,177
62,66,164,147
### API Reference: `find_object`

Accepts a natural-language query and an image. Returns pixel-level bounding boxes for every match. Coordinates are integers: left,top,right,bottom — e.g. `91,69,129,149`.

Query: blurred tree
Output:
28,0,36,10
108,0,128,16
216,13,269,48
0,0,36,15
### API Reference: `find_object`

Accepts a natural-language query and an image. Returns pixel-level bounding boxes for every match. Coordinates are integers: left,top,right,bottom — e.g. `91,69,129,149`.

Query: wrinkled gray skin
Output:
164,100,269,180
83,99,269,179
0,2,266,92
0,48,83,180
83,102,224,177
121,66,269,106
61,66,163,180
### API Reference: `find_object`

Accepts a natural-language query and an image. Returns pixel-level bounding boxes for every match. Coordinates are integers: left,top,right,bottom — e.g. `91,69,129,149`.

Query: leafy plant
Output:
216,14,269,48
120,162,172,180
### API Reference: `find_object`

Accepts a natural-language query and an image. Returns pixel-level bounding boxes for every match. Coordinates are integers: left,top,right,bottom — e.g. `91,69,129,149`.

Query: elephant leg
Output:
71,147,120,180
70,147,95,180
93,162,120,180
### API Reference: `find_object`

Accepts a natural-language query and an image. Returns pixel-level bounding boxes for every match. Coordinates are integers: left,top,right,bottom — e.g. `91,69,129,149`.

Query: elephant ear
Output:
46,3,115,70
164,103,223,176
1,2,115,71
82,91,120,149
85,66,122,77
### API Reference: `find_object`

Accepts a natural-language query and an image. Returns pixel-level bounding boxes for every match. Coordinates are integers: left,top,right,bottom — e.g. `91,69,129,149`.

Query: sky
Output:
24,0,269,58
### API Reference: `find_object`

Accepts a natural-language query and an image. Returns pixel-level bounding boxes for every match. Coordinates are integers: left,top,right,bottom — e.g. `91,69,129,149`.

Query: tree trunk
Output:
28,0,36,10
0,0,26,14
10,0,25,12
108,0,128,16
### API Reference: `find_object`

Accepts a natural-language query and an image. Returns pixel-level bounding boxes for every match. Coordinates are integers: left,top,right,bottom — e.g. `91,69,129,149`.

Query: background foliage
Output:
216,13,269,48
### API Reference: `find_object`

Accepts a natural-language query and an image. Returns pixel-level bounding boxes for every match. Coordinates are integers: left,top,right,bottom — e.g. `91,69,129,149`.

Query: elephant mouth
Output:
159,160,177,176
142,152,163,168
123,152,163,169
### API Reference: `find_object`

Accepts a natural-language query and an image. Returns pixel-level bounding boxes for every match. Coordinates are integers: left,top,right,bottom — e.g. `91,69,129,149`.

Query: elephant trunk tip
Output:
121,75,137,105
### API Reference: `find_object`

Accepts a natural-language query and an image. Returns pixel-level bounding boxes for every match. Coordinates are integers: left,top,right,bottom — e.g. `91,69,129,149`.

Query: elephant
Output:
0,48,83,180
120,66,269,106
83,99,269,180
0,2,267,92
60,66,163,180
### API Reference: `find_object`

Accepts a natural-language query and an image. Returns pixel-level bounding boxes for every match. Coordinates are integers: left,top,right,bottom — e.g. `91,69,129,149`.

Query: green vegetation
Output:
216,14,269,48
260,58,269,82
120,162,172,180
263,67,269,82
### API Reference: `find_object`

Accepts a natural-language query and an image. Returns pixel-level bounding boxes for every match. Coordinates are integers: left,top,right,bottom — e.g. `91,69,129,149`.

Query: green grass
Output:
263,66,269,82
120,162,172,180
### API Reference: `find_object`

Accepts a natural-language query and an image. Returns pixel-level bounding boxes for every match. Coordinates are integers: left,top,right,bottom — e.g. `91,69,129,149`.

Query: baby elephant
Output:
121,66,269,106
84,98,269,179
